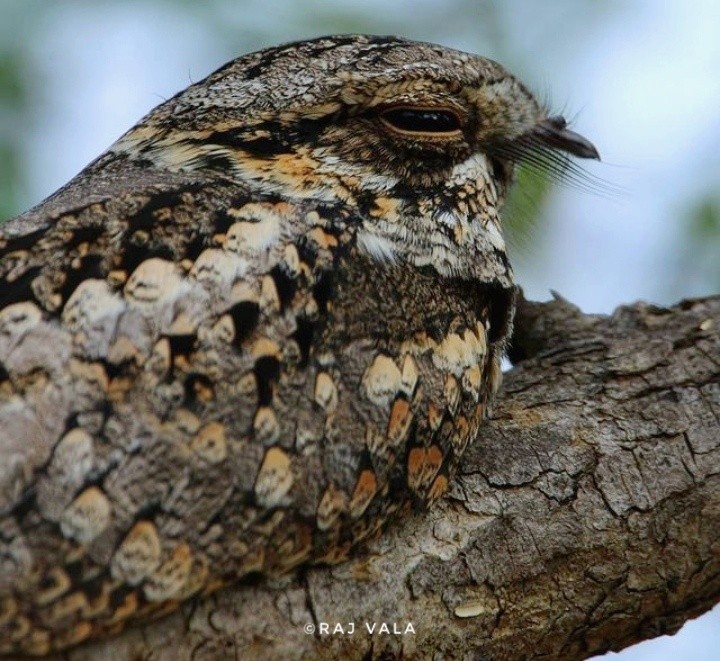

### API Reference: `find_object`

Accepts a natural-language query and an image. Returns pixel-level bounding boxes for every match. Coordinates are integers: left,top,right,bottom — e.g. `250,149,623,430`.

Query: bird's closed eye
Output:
379,106,462,136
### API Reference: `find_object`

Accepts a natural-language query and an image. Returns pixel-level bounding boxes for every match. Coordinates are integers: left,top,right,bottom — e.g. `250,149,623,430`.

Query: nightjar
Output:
0,35,598,655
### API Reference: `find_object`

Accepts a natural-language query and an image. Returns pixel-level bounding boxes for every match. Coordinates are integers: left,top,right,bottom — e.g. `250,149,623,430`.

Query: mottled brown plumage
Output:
0,35,597,655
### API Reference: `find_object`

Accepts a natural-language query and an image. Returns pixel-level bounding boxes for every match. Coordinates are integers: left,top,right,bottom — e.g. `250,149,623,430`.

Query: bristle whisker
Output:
492,140,625,200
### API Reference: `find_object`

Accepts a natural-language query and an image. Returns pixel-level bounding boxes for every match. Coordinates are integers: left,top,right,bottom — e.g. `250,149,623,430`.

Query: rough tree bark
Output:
54,293,720,661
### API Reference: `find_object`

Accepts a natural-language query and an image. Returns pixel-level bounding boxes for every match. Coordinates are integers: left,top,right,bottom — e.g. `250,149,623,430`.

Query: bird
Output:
0,34,598,655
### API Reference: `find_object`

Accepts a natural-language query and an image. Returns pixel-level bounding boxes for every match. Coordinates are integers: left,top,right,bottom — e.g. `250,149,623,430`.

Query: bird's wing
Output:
0,164,493,654
0,163,359,640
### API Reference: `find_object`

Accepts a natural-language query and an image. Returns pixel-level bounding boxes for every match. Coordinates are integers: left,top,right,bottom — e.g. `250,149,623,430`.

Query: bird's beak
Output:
530,116,600,160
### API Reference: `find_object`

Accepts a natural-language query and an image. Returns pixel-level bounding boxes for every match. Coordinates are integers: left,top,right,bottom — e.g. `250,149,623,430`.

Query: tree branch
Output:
60,294,720,661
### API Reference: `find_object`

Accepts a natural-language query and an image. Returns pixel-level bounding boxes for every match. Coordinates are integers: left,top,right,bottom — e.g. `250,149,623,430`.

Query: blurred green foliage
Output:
0,49,30,221
504,165,553,256
679,197,720,292
689,199,720,238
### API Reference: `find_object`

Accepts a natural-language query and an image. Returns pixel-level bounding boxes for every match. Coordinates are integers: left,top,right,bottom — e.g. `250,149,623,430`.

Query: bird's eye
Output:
379,106,462,136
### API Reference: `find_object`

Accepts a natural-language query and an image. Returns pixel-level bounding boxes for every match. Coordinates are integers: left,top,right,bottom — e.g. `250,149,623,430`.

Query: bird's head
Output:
111,34,598,283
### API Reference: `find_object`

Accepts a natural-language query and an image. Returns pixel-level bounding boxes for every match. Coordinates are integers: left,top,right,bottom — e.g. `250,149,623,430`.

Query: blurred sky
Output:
0,0,718,657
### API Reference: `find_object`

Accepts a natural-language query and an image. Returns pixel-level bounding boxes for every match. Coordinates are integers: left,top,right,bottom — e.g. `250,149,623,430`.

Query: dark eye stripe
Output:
380,107,462,134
